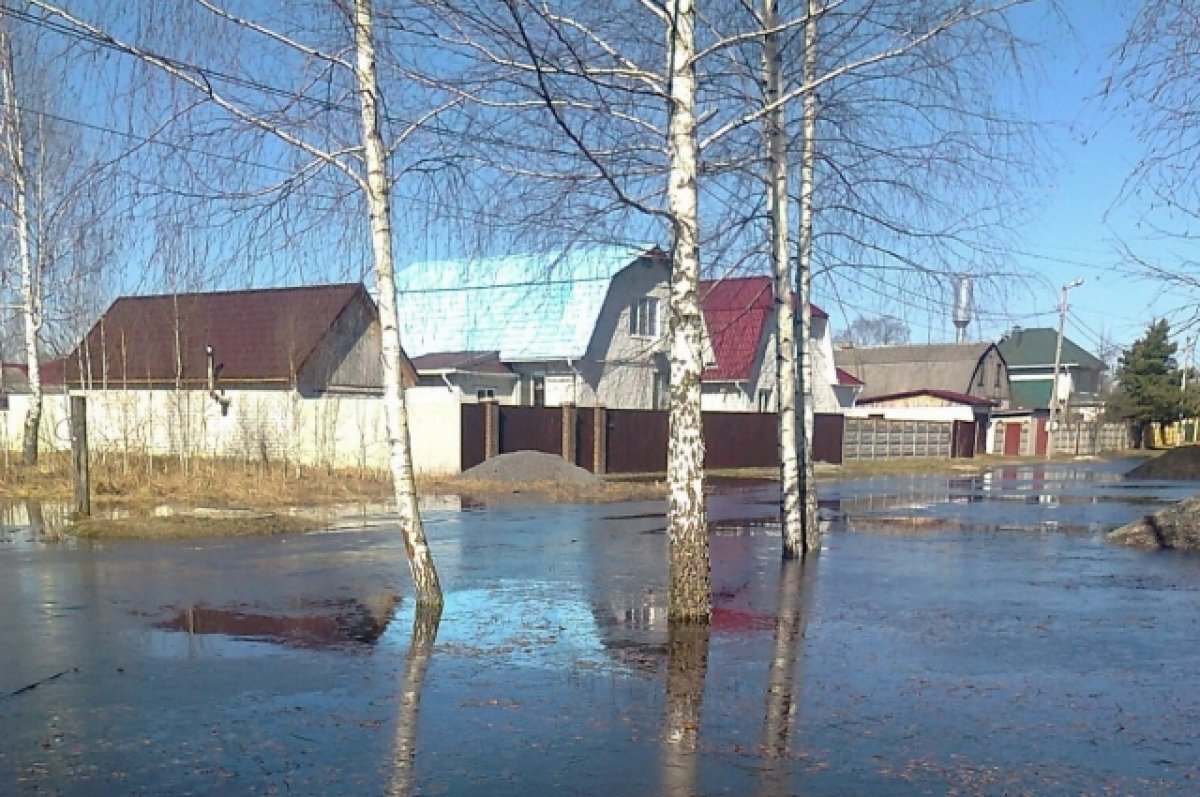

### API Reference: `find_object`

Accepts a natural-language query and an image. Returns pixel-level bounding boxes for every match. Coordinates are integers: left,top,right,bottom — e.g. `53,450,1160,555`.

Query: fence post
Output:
592,405,607,475
561,403,577,463
70,395,90,517
483,399,500,460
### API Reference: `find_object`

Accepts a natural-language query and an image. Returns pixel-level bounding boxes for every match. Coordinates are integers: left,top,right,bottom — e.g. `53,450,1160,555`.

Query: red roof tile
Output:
699,277,825,382
66,284,377,386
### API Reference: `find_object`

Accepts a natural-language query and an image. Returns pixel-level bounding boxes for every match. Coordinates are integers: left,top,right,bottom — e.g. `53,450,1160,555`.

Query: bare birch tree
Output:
0,6,119,465
23,0,444,606
702,0,1041,556
0,18,41,465
1110,0,1200,318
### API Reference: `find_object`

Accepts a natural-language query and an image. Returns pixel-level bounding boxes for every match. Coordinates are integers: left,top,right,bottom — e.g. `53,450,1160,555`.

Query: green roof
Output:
1010,379,1054,410
998,328,1104,370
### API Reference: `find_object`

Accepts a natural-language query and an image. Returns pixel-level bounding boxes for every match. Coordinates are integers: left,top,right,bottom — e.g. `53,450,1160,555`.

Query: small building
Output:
1,283,463,475
410,350,519,403
835,342,1010,452
997,327,1107,419
834,341,1011,408
698,276,847,413
397,245,671,409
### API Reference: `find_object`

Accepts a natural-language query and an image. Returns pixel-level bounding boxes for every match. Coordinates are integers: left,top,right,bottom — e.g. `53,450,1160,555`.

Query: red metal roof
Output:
835,366,863,386
856,388,996,407
699,277,826,382
65,284,377,386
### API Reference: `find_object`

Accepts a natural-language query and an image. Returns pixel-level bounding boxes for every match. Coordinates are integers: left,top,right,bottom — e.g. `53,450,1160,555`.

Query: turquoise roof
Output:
395,245,656,360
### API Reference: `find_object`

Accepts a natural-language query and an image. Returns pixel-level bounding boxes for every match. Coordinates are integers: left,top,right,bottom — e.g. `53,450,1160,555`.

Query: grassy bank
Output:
0,449,1146,539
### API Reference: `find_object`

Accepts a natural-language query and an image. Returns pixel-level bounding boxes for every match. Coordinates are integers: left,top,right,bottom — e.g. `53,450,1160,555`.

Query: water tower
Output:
953,276,972,343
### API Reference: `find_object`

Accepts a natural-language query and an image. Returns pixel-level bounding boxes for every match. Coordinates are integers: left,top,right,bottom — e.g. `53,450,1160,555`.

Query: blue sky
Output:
917,0,1185,355
4,0,1186,362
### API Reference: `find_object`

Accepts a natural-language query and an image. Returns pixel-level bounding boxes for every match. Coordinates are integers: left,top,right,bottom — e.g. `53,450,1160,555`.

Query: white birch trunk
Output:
0,24,42,466
352,0,442,608
665,0,711,623
763,0,803,559
796,0,820,554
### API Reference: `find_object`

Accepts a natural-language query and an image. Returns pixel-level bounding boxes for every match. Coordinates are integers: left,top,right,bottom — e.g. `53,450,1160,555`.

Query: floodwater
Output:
2,459,1200,795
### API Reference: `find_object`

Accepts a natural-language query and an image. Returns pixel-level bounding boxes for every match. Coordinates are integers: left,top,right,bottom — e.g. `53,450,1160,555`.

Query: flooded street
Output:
3,459,1200,795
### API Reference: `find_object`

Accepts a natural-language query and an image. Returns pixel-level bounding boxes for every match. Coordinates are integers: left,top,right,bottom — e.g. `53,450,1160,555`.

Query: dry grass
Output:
0,452,665,510
70,512,324,540
424,475,666,504
0,452,396,508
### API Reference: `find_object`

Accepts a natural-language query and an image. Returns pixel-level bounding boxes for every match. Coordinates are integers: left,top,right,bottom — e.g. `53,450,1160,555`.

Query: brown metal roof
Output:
411,350,514,376
66,284,372,386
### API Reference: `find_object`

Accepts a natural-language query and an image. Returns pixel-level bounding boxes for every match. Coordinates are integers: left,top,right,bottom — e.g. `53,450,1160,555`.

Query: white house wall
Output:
581,259,671,409
700,383,752,412
1,388,461,476
742,320,841,413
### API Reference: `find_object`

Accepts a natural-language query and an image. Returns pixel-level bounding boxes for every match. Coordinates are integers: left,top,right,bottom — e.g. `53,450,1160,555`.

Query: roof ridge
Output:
114,282,363,303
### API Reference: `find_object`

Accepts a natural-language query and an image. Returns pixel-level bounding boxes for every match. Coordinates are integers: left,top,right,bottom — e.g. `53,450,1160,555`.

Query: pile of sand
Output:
457,451,603,485
1125,447,1200,480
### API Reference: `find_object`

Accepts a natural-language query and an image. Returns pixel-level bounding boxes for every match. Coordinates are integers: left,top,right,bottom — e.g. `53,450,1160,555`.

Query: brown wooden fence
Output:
460,403,975,474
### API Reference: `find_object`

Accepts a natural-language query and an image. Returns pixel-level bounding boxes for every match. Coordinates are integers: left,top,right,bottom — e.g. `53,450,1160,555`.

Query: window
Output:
994,363,1002,389
976,367,985,388
757,388,773,413
629,297,659,338
476,388,496,401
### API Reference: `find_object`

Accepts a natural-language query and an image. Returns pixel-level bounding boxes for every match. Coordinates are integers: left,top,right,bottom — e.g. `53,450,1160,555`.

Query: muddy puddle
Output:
3,458,1200,794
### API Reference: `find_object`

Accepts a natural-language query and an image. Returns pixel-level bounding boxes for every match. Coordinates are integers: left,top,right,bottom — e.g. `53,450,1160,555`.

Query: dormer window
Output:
630,297,659,338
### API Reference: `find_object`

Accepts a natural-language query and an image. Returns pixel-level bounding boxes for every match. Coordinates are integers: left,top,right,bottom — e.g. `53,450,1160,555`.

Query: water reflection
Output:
762,557,816,761
0,499,71,544
661,623,710,796
155,595,400,651
387,605,442,797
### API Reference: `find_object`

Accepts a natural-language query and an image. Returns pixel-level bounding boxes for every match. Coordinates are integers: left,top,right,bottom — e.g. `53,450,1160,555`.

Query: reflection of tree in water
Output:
760,557,817,796
25,498,45,535
387,605,442,797
661,623,710,796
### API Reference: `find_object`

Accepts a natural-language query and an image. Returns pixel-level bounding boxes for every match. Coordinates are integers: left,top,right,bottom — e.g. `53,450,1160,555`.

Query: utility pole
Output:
1047,279,1083,458
1180,335,1194,394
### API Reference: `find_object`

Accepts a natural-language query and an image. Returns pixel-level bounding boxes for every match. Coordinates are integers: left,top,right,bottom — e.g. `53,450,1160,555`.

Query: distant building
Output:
997,327,1106,418
834,342,1010,407
697,276,850,413
397,245,671,409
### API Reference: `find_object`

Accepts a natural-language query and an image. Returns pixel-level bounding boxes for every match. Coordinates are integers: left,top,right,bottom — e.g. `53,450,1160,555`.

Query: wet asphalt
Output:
2,459,1200,795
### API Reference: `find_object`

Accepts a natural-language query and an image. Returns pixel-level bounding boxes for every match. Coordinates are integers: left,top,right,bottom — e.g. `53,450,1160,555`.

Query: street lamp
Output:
1047,279,1083,457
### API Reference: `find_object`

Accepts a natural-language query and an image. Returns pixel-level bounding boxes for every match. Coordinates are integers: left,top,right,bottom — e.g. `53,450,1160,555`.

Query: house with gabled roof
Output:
997,327,1106,418
397,245,672,409
62,283,415,394
834,341,1010,452
834,342,1010,407
0,283,470,475
697,276,850,413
